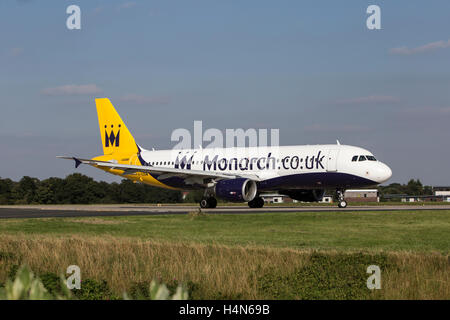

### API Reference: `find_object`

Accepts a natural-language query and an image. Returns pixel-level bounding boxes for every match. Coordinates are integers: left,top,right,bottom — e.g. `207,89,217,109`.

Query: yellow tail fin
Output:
95,98,138,156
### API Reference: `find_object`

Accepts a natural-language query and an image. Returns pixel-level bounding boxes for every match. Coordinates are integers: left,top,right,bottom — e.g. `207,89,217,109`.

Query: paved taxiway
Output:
0,204,449,219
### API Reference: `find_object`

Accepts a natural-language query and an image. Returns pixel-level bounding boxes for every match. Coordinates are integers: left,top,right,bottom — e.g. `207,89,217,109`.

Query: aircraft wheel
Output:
255,197,264,208
248,197,264,208
200,198,209,208
338,200,347,208
207,197,217,208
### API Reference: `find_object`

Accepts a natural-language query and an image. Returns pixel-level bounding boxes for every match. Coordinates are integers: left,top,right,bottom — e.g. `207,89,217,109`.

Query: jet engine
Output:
215,178,257,202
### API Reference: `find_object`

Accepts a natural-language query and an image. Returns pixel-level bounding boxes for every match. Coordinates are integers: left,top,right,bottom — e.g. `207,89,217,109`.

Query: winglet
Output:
56,156,83,169
73,157,82,169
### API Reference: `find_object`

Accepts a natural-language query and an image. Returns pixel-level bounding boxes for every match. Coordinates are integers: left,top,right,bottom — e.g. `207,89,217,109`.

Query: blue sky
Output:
1,0,450,185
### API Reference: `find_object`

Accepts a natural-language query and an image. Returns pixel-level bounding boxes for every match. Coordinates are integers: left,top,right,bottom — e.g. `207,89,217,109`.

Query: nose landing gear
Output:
336,189,347,208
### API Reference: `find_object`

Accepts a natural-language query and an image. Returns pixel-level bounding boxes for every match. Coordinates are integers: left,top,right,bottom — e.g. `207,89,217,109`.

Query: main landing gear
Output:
200,187,218,209
336,189,347,208
200,196,217,209
248,196,265,208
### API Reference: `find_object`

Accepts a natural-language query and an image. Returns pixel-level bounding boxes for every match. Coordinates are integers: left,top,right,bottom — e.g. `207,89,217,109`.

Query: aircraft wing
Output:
56,156,262,183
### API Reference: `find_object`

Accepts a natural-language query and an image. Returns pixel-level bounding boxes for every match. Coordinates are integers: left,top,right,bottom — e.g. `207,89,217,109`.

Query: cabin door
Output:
326,149,339,172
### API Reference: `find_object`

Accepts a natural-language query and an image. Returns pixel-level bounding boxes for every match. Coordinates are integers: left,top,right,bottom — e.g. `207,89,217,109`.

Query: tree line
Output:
377,179,433,197
0,174,435,205
0,174,182,205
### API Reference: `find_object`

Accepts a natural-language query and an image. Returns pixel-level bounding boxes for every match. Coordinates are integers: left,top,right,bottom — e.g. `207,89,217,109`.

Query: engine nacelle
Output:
215,178,257,202
281,189,325,202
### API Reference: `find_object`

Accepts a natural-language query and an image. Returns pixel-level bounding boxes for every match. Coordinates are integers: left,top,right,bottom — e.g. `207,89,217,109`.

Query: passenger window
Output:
359,155,366,161
352,156,358,162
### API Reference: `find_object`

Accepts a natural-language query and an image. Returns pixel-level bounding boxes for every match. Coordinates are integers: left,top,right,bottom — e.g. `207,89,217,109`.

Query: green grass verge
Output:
0,210,449,299
0,210,449,253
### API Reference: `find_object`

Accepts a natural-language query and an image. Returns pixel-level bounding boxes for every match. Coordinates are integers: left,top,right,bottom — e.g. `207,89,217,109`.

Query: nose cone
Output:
374,162,392,183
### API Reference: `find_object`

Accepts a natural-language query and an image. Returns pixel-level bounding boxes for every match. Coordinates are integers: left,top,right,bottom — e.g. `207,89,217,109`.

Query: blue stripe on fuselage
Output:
257,172,378,191
151,172,378,191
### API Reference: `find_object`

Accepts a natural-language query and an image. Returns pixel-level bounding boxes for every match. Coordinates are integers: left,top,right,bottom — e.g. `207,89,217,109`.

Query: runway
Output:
0,204,449,219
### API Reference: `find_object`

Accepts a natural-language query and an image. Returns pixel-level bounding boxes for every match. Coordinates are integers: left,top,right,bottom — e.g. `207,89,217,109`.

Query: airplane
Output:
58,98,392,209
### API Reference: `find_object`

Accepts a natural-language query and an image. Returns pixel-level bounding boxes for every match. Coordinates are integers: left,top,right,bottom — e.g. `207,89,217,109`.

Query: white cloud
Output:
119,94,170,105
336,95,400,105
390,40,450,55
41,84,102,96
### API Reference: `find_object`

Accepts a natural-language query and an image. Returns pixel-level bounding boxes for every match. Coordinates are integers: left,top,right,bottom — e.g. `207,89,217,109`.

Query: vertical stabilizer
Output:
95,98,138,156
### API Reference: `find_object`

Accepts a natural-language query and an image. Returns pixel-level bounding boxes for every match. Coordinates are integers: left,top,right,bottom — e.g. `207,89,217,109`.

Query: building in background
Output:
398,195,448,202
261,193,292,204
344,189,379,202
382,193,450,203
319,195,334,203
261,190,381,204
433,186,450,202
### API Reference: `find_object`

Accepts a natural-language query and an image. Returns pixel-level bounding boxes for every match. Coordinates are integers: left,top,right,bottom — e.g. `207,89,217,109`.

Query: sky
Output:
1,0,450,185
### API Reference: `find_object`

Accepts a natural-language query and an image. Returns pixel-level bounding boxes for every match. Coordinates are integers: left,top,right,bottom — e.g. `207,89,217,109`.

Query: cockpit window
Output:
353,155,376,162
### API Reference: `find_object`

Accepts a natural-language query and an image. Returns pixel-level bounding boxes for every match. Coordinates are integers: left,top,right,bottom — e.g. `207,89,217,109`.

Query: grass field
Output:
0,210,449,299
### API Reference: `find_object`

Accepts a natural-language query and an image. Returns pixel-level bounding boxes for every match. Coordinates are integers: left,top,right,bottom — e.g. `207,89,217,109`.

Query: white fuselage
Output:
136,144,392,190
